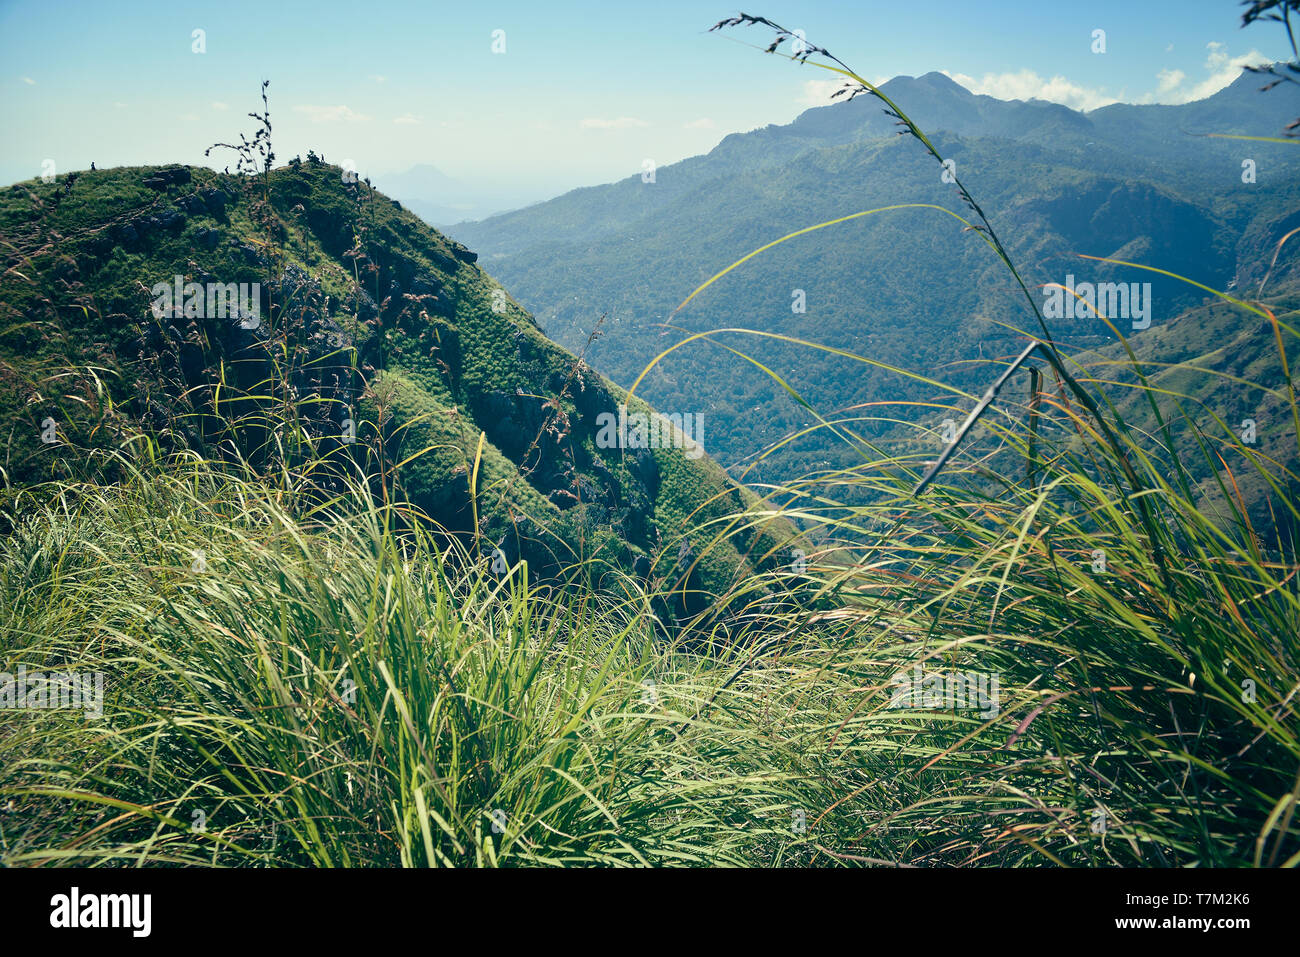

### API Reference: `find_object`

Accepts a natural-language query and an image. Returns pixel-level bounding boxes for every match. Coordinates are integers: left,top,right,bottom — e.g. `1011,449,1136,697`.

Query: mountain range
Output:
448,69,1300,489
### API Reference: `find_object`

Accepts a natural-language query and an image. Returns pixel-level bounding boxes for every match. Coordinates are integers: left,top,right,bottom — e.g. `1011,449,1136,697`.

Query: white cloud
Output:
579,116,649,129
683,117,715,129
394,113,420,125
1155,69,1185,95
212,101,229,111
799,78,851,106
943,69,1118,111
113,101,127,109
935,41,1271,113
1165,41,1272,103
21,76,35,86
292,104,370,123
369,75,386,83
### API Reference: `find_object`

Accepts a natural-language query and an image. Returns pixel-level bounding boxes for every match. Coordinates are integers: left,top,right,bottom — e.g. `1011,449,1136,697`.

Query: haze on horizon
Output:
0,0,1289,216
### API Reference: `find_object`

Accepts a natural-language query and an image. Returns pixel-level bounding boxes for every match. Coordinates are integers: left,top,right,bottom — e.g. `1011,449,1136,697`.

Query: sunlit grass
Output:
1,14,1298,868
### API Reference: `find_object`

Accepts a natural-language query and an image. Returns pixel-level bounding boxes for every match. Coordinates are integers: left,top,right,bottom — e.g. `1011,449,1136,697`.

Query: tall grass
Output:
2,18,1299,867
0,453,819,866
4,357,1296,866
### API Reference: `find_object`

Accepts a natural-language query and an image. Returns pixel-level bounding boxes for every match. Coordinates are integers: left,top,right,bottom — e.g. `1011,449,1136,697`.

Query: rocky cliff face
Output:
0,160,794,625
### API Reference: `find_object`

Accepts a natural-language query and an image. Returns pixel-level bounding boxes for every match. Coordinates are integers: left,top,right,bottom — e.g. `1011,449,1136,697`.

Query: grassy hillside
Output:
0,158,795,625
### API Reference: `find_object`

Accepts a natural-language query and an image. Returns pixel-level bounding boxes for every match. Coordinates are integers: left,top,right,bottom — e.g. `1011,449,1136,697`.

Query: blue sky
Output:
0,0,1289,205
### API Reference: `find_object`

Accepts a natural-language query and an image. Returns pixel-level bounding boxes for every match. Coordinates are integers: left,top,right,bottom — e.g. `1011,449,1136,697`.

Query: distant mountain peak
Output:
915,71,973,93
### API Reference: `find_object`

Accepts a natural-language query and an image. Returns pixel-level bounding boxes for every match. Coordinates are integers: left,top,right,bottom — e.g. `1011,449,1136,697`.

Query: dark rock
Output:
675,537,694,571
177,194,206,215
142,167,191,190
627,446,660,498
155,208,184,231
411,275,442,297
199,187,228,216
194,227,221,250
574,474,611,508
426,246,460,274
